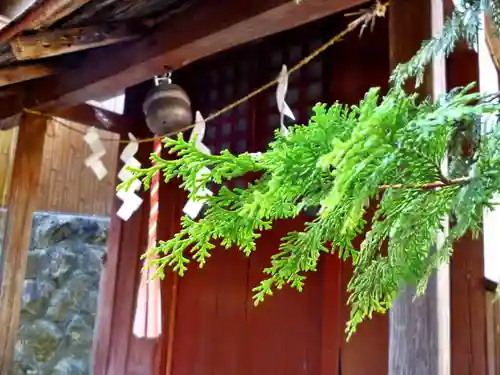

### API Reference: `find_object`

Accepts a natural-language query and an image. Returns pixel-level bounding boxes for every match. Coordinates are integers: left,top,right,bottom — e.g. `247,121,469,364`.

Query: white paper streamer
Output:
116,133,143,221
276,64,296,136
84,127,108,180
191,111,212,155
184,112,213,218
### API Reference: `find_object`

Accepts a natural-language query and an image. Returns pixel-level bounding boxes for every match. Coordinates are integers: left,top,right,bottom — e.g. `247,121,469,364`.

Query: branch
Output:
379,176,471,191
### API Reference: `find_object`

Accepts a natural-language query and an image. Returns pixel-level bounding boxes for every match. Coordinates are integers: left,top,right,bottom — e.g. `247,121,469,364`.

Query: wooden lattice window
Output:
256,36,328,149
178,49,257,155
177,48,258,191
203,64,254,156
177,23,330,157
176,22,334,194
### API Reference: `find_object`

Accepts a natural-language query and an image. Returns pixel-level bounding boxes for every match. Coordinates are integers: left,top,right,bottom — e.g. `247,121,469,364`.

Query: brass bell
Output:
143,81,193,136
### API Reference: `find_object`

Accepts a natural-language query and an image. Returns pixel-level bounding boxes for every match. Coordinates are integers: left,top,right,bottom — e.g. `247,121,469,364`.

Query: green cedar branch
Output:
119,83,500,336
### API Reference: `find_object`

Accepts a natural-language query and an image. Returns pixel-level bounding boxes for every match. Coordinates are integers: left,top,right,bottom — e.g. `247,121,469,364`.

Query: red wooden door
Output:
163,11,390,375
172,220,326,375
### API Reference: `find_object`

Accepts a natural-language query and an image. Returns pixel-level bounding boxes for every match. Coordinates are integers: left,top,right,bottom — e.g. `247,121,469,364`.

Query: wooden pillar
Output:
91,133,149,375
91,83,162,375
446,15,487,375
388,0,449,374
0,114,47,374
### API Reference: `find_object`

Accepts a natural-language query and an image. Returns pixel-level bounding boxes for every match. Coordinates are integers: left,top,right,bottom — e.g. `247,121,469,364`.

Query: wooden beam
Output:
0,0,367,119
388,0,449,374
0,113,47,375
55,104,133,133
0,63,55,87
10,22,143,61
0,103,133,133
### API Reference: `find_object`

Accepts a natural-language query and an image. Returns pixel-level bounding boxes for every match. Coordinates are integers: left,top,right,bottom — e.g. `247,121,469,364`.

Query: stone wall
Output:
7,212,109,375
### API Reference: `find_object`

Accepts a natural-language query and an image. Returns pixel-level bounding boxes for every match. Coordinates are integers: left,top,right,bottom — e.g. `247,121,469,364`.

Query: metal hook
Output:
154,66,173,86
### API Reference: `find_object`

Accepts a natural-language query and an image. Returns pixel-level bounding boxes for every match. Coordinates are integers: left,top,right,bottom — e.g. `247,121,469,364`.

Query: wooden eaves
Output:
0,0,368,125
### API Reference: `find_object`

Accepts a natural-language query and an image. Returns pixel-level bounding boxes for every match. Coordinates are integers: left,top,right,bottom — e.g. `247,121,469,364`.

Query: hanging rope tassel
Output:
133,137,163,339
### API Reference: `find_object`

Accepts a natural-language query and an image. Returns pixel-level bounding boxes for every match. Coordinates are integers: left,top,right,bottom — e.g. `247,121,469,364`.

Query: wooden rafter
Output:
0,63,55,87
10,22,144,61
0,0,367,120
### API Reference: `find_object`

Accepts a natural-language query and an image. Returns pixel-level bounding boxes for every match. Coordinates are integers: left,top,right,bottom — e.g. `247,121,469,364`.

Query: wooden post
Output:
91,82,161,375
446,14,487,375
388,0,449,374
0,113,47,374
91,132,149,375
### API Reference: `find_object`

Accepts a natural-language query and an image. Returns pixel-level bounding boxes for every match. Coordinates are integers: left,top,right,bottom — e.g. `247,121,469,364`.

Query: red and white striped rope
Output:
132,138,162,339
148,138,161,250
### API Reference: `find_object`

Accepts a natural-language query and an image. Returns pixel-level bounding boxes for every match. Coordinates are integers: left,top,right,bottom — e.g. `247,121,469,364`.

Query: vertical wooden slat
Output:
0,113,48,375
443,243,471,375
0,127,17,207
494,299,500,375
448,41,488,375
158,179,183,375
0,111,119,215
92,83,159,375
446,4,488,374
110,84,159,375
91,135,126,375
106,147,147,375
320,256,342,375
36,119,119,216
91,131,141,375
244,218,323,375
485,292,496,375
388,0,449,374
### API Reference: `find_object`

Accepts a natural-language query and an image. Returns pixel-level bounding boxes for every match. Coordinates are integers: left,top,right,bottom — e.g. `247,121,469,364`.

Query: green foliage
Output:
120,83,500,336
391,0,500,87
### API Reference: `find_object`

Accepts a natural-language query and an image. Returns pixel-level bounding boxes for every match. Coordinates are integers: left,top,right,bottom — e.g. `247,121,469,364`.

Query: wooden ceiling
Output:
0,0,194,81
0,0,368,129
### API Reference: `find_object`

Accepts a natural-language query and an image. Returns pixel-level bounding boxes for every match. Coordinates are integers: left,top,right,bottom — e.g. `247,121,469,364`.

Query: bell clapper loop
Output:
154,69,173,86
